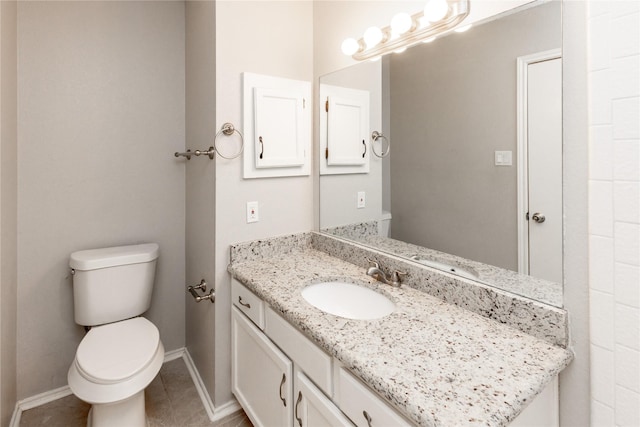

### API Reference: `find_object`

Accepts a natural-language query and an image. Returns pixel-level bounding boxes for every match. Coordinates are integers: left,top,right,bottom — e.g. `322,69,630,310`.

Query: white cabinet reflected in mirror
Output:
319,1,564,307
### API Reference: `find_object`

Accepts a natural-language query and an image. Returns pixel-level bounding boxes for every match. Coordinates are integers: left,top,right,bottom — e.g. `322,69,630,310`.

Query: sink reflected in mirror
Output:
301,281,395,320
409,256,479,280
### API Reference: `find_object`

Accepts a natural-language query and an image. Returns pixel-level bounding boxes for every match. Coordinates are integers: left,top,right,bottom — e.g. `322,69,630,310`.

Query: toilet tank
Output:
70,243,159,326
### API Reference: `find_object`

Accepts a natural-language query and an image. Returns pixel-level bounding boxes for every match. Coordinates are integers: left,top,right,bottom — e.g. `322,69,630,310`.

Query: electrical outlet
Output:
357,191,366,209
247,201,259,223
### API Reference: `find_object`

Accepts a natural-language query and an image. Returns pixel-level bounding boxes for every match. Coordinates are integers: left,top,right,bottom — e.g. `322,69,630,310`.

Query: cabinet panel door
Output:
327,94,369,166
319,84,371,175
294,371,353,427
254,87,306,168
265,307,333,396
232,307,293,427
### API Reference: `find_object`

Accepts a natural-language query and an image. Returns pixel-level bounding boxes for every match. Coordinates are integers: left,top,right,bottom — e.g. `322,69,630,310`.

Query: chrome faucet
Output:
366,258,406,288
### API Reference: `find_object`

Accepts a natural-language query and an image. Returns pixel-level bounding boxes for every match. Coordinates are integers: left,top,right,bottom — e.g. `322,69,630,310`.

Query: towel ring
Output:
371,131,390,158
214,123,244,160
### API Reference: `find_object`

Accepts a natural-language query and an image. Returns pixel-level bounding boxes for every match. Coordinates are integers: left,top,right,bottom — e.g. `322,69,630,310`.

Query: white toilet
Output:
67,243,165,427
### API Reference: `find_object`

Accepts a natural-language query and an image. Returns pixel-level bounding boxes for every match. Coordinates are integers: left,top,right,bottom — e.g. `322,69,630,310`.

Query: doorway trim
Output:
516,48,562,274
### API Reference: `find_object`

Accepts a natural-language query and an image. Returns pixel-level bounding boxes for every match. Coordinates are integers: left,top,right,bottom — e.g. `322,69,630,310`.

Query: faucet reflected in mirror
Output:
319,1,564,307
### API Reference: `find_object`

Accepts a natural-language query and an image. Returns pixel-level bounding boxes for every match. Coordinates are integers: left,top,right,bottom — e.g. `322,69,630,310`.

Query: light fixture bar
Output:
350,0,470,61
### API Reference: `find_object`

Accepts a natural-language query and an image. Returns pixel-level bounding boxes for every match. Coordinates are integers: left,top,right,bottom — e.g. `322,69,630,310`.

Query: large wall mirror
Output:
319,1,563,307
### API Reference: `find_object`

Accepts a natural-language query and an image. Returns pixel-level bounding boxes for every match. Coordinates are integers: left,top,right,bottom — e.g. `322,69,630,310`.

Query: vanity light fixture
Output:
341,0,470,61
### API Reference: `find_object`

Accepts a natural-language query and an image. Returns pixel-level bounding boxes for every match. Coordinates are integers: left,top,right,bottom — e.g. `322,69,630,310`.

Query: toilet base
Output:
87,389,146,427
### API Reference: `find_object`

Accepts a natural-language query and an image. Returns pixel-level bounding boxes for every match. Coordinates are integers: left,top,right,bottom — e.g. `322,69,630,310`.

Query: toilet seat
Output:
68,317,164,405
75,317,160,385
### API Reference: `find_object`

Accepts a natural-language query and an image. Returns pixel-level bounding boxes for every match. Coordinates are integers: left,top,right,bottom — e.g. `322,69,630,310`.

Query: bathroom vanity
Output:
228,233,572,427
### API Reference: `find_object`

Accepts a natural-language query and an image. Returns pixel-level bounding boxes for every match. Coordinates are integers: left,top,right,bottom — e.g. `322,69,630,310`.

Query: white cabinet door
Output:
254,87,306,169
294,371,354,427
320,84,371,175
232,307,293,427
509,377,558,427
242,72,311,179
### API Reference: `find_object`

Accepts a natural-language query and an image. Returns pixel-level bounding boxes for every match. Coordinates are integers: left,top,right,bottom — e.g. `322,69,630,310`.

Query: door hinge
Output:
325,99,329,112
526,212,530,221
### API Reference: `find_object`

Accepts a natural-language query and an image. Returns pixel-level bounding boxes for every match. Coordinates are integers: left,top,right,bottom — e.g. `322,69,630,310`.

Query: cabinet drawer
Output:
232,279,265,330
337,368,412,427
265,307,333,396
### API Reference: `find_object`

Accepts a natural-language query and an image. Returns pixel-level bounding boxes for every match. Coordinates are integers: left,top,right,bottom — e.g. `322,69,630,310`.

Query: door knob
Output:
531,212,546,223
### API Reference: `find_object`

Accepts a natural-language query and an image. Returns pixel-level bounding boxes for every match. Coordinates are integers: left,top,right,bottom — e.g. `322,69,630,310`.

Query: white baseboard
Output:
9,347,242,427
181,348,242,422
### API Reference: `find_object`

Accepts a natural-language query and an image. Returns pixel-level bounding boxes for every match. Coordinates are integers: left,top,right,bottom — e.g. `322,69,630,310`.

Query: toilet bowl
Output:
67,243,164,427
68,317,164,427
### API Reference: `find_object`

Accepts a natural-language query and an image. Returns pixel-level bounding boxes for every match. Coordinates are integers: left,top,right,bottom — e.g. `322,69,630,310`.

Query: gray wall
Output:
389,2,560,271
214,0,314,407
16,1,186,399
185,0,217,408
0,1,18,425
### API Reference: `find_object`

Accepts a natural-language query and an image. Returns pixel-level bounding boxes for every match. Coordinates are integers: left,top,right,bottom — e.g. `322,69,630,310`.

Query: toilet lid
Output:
75,317,160,385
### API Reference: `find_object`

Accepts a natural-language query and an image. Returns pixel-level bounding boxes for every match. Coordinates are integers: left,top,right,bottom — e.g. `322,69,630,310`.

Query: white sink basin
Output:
301,281,395,320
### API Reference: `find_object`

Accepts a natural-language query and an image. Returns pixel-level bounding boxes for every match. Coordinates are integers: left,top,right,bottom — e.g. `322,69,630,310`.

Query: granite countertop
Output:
229,247,573,427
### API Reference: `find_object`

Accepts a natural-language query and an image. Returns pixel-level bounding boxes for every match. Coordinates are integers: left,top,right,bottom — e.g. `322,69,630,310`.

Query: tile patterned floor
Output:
20,358,252,427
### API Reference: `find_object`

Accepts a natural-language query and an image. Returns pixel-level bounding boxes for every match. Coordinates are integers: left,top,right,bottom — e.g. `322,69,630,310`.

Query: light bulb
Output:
363,26,383,49
390,13,412,35
424,0,449,23
454,24,472,33
341,38,360,56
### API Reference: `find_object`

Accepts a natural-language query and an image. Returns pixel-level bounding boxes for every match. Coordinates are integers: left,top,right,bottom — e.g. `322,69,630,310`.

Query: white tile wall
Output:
588,2,640,426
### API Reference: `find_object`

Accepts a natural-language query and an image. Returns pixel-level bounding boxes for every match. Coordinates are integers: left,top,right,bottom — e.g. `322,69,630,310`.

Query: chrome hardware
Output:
531,212,546,223
390,270,408,285
238,296,251,309
279,373,287,407
214,122,244,160
371,131,390,158
363,410,373,427
295,391,303,427
187,279,215,303
174,122,243,160
174,147,215,160
366,258,405,288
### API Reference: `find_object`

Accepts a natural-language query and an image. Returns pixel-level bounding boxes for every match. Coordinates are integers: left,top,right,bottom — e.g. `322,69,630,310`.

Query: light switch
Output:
357,191,366,209
494,150,513,166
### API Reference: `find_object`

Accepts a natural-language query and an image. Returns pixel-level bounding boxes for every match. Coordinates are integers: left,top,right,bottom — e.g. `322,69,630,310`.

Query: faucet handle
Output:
365,257,379,268
391,270,407,284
